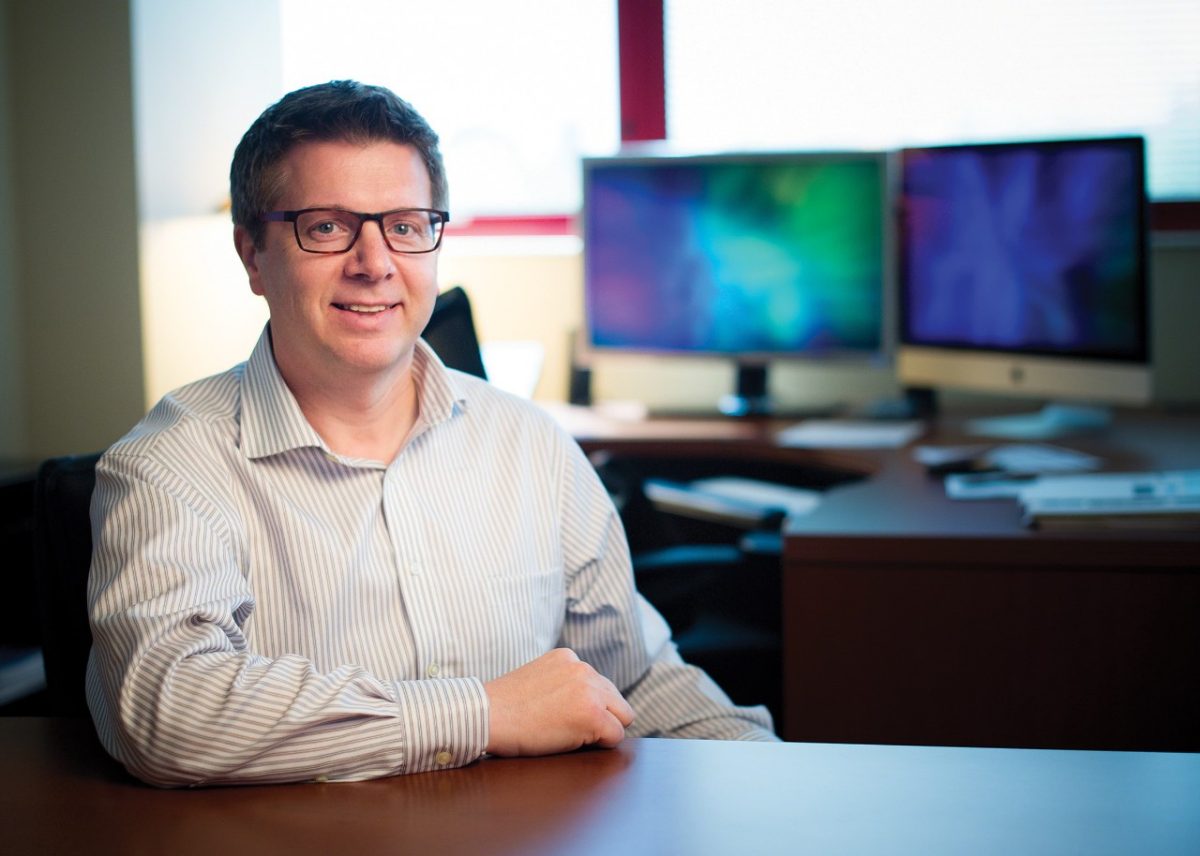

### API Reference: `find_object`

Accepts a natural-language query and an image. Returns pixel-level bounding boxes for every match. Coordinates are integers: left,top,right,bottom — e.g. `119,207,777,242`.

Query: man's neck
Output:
280,355,422,465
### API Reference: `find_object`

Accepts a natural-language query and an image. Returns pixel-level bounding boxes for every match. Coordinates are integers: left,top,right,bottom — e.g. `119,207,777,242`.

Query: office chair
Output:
594,456,783,722
32,452,102,716
422,286,488,380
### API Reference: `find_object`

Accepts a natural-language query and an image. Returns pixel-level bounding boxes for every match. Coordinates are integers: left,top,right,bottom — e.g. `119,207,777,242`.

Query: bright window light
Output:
280,0,620,219
666,0,1200,199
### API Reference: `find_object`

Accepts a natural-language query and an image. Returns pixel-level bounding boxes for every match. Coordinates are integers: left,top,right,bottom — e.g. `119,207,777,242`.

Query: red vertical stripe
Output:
618,0,666,142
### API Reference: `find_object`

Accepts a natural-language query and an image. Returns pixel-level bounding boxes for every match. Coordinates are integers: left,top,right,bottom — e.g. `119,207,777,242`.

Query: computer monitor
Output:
896,136,1151,410
582,151,889,416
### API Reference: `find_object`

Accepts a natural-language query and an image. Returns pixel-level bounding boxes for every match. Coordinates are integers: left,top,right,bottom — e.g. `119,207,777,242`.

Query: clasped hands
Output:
483,648,635,757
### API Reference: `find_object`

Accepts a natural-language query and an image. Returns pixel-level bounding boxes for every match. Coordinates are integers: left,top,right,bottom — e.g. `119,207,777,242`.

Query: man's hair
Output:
230,80,448,247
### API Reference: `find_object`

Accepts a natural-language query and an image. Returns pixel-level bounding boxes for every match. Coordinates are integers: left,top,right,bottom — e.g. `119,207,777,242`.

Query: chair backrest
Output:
421,286,488,380
33,452,101,716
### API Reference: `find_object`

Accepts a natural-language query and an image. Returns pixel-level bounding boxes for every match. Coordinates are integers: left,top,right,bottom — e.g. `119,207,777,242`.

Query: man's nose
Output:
347,220,396,279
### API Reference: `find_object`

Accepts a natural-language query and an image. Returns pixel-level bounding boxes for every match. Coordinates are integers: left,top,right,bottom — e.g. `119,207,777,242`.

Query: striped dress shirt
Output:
86,329,776,787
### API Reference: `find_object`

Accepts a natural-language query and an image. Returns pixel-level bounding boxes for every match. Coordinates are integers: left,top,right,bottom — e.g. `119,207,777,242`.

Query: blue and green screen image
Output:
583,155,885,356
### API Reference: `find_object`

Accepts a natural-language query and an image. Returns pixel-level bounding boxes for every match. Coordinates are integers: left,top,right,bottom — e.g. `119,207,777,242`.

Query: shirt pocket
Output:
477,565,566,670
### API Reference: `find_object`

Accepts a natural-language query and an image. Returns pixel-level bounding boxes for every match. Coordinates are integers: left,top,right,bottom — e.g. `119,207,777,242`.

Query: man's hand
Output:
484,648,635,757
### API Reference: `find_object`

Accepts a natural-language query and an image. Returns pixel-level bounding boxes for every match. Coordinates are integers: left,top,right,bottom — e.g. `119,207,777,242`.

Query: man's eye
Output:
388,221,415,236
307,218,351,239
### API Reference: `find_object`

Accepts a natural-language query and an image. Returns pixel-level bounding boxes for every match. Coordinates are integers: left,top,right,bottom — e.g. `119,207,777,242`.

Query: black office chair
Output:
422,286,488,380
32,452,101,716
594,457,783,721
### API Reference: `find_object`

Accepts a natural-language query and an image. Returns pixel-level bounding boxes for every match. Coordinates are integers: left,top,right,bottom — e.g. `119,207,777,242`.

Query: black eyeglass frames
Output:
261,207,450,254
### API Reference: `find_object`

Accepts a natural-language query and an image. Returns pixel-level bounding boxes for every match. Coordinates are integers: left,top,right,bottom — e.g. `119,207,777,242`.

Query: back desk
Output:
550,404,1200,751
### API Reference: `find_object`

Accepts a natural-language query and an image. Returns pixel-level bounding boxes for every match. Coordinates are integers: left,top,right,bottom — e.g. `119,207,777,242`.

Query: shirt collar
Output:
239,325,471,461
411,336,470,428
239,326,326,460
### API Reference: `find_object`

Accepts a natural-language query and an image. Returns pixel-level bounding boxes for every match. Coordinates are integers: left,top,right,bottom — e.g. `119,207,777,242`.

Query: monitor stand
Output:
648,361,841,420
857,386,939,420
718,363,771,417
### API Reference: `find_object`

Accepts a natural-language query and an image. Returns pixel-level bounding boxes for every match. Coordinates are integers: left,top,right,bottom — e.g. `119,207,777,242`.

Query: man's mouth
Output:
334,303,397,314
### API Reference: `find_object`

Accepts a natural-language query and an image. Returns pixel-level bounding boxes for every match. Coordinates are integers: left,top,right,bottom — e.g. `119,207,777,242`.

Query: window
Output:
664,0,1200,201
280,0,620,220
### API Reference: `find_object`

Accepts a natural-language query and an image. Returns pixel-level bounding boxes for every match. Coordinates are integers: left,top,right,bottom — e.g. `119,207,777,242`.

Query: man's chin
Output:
331,343,416,378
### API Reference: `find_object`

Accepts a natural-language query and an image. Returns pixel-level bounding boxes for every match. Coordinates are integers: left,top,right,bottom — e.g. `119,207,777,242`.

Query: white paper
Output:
777,419,924,449
688,477,822,519
983,444,1102,474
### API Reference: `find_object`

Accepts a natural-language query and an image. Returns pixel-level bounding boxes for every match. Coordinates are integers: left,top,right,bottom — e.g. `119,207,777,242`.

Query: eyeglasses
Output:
262,207,450,254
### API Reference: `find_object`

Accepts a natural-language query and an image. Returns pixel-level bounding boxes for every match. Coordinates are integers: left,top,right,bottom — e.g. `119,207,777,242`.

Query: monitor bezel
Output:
896,135,1150,366
580,149,895,366
894,135,1152,406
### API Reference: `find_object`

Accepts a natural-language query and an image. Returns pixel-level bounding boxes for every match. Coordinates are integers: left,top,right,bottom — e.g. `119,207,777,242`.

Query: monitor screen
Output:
583,152,888,359
896,136,1150,404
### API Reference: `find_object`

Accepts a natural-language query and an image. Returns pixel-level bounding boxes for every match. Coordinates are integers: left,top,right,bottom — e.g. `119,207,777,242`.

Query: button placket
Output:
382,460,447,679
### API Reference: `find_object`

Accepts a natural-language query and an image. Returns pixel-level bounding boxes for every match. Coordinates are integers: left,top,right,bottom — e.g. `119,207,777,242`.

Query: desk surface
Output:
547,404,1200,557
3,718,1198,856
782,410,1200,566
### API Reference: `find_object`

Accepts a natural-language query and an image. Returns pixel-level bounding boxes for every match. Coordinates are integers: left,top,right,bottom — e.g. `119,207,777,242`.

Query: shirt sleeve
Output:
86,451,489,787
553,436,779,742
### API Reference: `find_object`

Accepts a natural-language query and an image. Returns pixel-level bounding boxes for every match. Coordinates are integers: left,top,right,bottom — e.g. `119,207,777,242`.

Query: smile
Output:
334,303,398,314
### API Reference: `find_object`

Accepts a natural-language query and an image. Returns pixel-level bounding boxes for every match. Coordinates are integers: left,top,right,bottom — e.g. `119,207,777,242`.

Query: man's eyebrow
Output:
291,205,434,213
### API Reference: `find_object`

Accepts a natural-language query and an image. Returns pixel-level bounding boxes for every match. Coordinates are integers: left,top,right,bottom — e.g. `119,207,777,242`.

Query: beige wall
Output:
2,0,144,460
438,238,584,403
1148,239,1200,408
0,2,25,456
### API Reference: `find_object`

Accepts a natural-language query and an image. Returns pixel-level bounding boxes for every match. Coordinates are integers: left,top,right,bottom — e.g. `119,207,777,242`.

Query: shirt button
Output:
435,751,453,766
426,663,441,678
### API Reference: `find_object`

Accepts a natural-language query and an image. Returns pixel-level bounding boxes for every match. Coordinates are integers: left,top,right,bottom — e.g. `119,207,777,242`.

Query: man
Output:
87,80,776,787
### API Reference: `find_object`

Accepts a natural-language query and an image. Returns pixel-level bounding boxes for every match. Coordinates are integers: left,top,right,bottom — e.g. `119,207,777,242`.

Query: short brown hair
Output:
230,80,448,246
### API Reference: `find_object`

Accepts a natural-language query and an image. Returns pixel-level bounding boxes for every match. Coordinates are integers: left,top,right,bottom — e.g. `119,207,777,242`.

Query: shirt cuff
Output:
393,676,489,773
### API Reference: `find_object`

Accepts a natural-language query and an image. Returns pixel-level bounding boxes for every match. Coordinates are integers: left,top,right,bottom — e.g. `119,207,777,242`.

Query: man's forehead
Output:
271,138,432,207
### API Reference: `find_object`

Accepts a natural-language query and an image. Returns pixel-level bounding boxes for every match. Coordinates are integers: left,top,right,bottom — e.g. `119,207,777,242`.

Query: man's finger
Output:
592,710,627,749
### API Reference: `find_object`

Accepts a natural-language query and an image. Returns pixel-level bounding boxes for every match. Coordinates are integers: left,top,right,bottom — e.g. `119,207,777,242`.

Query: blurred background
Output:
1,0,1197,460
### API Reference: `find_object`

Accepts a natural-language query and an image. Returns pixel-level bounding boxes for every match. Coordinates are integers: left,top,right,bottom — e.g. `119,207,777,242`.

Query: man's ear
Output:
234,225,266,296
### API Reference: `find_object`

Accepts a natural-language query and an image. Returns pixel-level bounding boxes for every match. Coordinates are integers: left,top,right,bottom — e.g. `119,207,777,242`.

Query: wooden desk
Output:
4,717,1198,856
782,412,1200,751
549,404,1200,751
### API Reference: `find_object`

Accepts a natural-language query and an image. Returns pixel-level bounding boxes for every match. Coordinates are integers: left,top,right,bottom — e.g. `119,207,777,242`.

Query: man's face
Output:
235,139,440,388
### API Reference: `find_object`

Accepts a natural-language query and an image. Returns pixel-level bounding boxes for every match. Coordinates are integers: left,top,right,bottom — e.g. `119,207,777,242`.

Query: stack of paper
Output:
1017,470,1200,530
778,419,924,449
644,477,821,528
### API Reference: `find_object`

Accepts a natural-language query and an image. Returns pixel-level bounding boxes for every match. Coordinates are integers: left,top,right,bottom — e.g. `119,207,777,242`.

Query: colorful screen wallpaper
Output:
584,155,885,355
899,138,1146,360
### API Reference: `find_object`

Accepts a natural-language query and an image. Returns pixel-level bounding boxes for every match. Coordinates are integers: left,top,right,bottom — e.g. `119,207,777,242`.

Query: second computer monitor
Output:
896,136,1151,405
